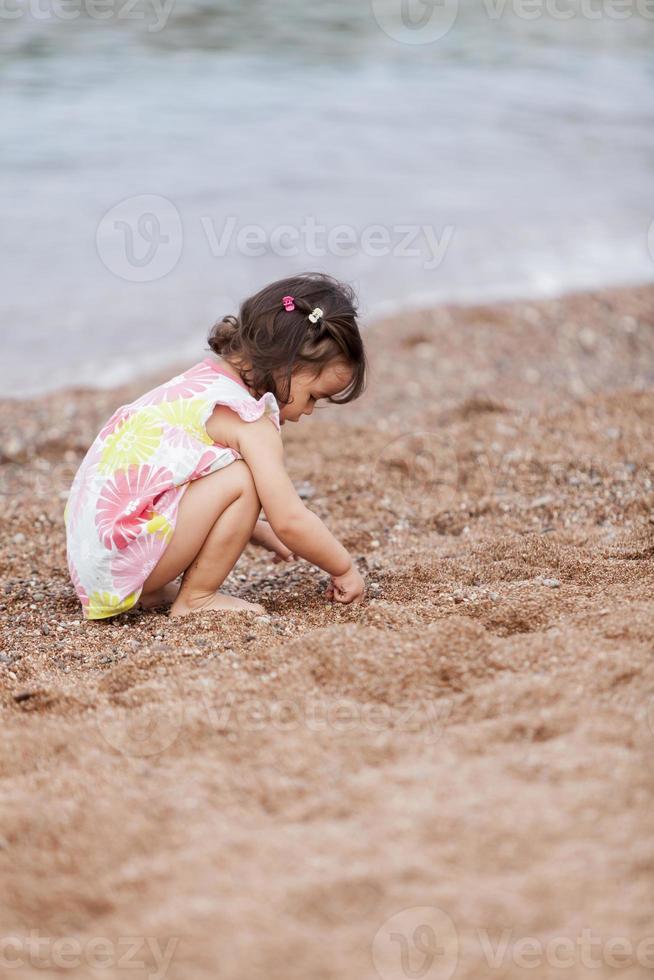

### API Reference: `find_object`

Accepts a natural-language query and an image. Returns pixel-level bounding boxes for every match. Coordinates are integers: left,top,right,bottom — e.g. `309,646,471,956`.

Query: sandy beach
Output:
1,283,653,979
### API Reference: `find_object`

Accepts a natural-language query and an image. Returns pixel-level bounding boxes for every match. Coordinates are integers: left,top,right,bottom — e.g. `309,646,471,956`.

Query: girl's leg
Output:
141,461,264,616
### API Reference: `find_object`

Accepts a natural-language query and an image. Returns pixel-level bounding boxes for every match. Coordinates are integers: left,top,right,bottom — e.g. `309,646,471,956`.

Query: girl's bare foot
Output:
139,581,181,609
170,591,264,617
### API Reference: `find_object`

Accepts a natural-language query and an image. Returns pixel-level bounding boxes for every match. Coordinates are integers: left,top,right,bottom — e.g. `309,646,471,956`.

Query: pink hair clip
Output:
282,295,295,312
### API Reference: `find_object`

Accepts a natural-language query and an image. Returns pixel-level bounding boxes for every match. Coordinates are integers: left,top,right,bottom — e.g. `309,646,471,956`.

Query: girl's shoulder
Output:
130,357,280,431
128,357,236,406
90,359,279,461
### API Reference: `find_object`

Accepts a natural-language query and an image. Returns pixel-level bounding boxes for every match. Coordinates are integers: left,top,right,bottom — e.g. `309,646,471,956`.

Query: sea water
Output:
1,0,653,395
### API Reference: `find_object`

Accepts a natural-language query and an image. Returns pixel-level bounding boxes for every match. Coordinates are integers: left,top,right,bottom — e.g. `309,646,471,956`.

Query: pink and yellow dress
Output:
64,358,280,619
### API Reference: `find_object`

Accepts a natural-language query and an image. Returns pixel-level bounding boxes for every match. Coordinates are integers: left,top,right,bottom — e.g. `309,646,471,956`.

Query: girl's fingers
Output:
272,550,295,563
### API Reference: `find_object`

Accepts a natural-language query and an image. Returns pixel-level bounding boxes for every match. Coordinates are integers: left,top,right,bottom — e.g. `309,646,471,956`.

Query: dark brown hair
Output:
208,272,366,405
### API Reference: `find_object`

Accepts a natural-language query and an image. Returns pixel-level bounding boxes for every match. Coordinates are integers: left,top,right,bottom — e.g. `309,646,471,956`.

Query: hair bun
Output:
208,316,238,355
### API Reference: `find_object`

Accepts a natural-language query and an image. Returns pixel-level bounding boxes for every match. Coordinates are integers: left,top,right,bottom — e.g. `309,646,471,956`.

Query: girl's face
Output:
279,360,354,424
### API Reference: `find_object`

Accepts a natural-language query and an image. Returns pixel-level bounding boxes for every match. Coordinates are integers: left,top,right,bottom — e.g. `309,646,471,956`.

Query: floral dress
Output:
65,357,280,619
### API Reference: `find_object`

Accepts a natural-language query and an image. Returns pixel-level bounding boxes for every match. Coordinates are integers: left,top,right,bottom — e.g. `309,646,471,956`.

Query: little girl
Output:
65,273,367,620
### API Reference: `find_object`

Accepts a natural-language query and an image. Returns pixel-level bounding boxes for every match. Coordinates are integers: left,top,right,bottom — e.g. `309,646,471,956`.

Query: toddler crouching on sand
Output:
65,273,367,619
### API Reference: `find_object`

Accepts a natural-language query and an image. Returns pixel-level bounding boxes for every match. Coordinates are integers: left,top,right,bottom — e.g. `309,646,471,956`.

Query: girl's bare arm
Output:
206,408,352,577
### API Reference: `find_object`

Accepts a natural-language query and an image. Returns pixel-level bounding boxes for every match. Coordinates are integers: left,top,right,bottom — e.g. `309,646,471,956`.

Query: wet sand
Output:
1,284,653,979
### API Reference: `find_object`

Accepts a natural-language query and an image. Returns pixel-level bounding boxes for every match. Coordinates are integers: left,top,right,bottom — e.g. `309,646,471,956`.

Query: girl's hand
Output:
326,564,365,605
251,519,295,563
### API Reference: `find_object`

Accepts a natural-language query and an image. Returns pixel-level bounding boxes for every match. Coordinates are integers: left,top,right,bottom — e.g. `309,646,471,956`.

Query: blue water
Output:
2,1,653,395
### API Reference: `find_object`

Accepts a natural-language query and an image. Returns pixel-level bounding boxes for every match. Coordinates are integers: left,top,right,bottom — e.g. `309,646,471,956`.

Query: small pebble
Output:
542,578,561,589
14,690,36,703
41,625,51,636
297,482,315,500
12,532,26,544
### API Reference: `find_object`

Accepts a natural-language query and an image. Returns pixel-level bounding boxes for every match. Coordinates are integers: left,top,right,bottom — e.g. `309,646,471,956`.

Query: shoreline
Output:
1,281,653,979
3,278,654,402
1,282,652,454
